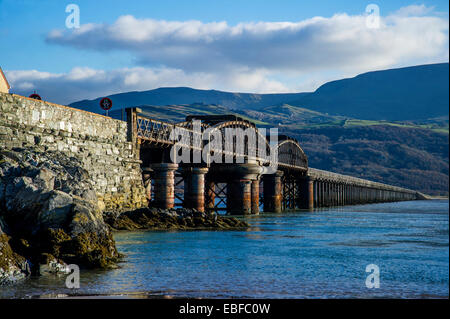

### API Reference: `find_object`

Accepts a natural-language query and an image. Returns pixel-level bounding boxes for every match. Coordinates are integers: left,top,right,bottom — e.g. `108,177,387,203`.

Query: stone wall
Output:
0,93,147,212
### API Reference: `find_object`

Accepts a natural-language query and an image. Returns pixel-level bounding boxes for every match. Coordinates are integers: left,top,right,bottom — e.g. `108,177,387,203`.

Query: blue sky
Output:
0,0,448,104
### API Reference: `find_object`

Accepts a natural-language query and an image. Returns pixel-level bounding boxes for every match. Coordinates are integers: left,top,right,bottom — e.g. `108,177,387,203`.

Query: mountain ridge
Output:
70,86,308,113
69,63,449,121
290,62,449,120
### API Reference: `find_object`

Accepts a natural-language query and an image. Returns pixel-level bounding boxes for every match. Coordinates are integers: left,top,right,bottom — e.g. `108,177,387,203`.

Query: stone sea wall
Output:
0,93,147,212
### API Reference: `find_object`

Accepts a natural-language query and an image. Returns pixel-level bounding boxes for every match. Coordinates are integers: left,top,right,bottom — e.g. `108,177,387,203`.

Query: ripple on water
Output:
1,200,448,299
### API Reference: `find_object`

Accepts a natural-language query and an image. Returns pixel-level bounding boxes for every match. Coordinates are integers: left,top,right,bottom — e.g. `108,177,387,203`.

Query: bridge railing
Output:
137,116,174,145
135,113,274,164
136,115,203,150
131,109,308,170
308,167,417,194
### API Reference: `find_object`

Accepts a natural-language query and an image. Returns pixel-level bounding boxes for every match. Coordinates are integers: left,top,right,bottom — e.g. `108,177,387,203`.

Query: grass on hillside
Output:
283,118,448,134
112,103,448,134
343,119,449,134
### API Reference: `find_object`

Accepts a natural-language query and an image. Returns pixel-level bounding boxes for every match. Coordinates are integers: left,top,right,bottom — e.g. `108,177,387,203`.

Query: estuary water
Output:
1,200,448,298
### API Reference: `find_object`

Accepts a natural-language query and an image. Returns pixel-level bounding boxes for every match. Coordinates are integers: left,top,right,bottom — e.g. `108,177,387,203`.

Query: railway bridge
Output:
126,107,419,215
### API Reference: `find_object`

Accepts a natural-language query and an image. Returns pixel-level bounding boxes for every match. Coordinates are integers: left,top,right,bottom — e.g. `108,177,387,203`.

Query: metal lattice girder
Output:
205,181,227,211
282,174,300,210
136,114,308,171
174,174,184,206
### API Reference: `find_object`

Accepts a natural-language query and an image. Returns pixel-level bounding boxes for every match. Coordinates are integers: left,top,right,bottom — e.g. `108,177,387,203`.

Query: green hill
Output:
70,87,307,114
70,63,449,122
290,63,449,121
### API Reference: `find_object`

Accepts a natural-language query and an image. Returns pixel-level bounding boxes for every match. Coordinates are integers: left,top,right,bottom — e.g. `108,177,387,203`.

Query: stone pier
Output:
263,170,284,213
299,177,314,210
227,179,252,215
251,179,260,215
150,163,178,209
182,167,209,212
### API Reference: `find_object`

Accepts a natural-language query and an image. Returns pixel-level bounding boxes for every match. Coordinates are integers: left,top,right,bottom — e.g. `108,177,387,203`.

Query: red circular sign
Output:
100,97,112,110
29,93,41,100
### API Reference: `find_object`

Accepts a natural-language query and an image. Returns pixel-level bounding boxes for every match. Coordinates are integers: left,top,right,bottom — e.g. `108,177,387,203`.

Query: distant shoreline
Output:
35,290,450,299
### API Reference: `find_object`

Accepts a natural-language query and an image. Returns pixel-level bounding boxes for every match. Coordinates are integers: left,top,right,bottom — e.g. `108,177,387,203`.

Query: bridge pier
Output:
330,183,334,206
182,167,209,212
320,181,325,207
325,182,330,207
251,179,261,215
263,170,284,213
335,184,338,205
299,177,314,210
150,163,178,209
227,179,252,215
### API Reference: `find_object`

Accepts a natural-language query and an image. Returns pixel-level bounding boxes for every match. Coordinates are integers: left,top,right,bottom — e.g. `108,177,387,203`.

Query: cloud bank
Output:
46,6,449,73
7,5,449,104
6,67,287,104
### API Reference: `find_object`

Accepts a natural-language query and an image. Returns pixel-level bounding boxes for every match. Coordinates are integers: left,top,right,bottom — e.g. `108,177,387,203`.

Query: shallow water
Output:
1,200,448,298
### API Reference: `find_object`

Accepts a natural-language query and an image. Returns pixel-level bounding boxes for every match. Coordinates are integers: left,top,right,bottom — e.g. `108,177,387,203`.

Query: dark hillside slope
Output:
69,87,307,113
291,63,449,120
288,125,449,196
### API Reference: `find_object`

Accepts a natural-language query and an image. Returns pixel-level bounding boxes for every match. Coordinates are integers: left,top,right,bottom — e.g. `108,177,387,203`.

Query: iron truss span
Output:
135,113,308,171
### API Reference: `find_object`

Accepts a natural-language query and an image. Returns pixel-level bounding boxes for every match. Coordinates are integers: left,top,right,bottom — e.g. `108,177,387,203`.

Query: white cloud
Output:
6,66,289,104
46,7,448,74
394,4,435,17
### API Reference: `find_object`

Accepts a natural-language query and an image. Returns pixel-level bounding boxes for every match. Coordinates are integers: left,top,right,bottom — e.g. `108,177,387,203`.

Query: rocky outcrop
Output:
0,147,120,284
0,146,249,285
0,222,31,284
104,207,249,231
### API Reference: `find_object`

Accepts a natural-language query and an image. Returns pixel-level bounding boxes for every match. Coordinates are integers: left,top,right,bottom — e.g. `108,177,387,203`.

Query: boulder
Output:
0,229,31,284
0,147,121,284
37,253,69,275
37,190,73,230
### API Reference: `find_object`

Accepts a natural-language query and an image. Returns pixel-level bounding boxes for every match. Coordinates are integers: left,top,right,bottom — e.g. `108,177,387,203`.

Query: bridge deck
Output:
308,167,417,193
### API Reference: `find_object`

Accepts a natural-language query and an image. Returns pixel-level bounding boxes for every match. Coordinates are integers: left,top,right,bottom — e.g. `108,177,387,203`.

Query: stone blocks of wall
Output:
0,93,147,212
